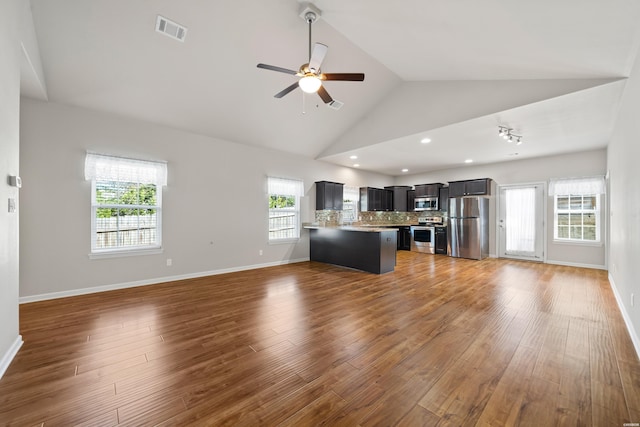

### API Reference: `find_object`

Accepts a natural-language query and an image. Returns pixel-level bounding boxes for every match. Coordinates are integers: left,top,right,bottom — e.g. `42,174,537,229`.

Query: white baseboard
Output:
0,335,23,380
19,258,310,304
545,259,607,270
608,273,640,361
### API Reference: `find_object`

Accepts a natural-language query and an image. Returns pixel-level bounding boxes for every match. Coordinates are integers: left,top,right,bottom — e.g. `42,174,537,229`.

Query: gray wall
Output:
0,0,22,377
19,98,393,300
394,149,608,268
608,46,640,355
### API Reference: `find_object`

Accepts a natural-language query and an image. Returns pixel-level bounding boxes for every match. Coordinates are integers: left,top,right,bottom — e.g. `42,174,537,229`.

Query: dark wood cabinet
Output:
383,189,393,211
360,187,378,211
384,186,411,211
447,178,492,197
447,181,465,198
408,189,415,212
465,179,489,195
360,187,393,211
435,226,447,254
397,226,411,251
439,187,449,212
315,181,344,210
415,183,444,197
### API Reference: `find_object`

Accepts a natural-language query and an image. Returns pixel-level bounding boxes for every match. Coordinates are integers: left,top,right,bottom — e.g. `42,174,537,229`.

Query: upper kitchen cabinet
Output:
360,187,393,211
315,181,344,210
415,183,444,197
385,186,412,211
439,186,449,212
448,178,492,197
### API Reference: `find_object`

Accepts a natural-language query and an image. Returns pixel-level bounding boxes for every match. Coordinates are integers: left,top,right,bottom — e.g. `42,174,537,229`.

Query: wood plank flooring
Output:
1,252,639,426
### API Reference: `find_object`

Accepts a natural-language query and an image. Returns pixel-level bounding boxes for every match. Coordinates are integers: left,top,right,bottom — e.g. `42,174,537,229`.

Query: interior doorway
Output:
498,183,545,261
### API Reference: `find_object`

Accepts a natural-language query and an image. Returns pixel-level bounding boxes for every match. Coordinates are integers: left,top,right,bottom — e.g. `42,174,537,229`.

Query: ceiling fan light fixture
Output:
299,75,322,93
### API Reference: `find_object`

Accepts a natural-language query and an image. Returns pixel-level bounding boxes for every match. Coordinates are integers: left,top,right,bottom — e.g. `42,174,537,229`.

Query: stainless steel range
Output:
410,216,444,254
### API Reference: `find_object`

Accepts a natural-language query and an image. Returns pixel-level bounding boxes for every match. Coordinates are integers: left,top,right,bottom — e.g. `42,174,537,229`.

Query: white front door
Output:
498,183,545,261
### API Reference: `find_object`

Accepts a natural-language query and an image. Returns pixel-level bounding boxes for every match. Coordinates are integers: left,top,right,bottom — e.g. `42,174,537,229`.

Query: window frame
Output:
86,153,166,258
342,186,360,224
553,193,601,244
267,177,303,243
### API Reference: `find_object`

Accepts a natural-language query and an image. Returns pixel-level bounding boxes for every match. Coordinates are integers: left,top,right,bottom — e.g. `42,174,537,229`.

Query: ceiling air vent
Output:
155,15,187,42
327,100,344,110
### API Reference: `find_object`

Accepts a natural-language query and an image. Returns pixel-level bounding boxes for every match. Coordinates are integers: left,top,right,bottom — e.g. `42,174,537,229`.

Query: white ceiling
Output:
22,0,640,176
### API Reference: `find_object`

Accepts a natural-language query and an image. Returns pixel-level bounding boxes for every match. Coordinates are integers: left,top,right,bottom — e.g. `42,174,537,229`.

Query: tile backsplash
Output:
314,210,445,226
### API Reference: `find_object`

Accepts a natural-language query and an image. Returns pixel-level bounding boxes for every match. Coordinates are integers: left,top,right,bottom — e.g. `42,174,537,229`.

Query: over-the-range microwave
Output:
414,196,438,211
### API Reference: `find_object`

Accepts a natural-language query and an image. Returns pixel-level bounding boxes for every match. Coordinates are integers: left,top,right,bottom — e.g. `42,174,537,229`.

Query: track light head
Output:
498,125,522,145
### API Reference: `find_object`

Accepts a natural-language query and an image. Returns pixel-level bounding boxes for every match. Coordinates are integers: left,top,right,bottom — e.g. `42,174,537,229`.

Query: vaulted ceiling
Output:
21,0,640,175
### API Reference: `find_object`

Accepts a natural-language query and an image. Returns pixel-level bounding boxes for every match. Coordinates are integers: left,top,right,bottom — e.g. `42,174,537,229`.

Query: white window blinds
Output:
85,153,167,186
267,177,304,196
548,176,605,196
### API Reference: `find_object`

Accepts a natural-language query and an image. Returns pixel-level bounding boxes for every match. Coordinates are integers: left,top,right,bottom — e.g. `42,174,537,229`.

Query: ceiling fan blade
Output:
308,43,328,73
317,85,333,104
321,73,365,81
257,63,298,75
274,82,299,98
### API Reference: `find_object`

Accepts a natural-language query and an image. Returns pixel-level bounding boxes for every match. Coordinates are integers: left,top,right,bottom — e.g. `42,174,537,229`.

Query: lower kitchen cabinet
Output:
397,226,411,251
435,226,447,254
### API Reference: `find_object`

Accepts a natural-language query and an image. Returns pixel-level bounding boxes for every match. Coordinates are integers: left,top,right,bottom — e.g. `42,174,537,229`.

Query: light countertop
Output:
303,224,400,232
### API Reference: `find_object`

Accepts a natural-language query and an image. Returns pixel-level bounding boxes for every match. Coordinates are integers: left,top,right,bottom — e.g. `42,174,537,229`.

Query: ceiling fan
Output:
257,5,365,105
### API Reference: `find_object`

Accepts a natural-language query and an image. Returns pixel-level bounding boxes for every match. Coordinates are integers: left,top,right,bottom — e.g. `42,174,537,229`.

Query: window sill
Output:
268,238,300,245
552,239,603,248
89,247,163,260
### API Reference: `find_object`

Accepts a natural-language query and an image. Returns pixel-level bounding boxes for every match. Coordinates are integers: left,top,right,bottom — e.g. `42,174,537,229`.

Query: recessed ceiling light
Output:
420,138,431,144
401,168,409,173
353,163,360,167
349,155,358,160
464,159,473,163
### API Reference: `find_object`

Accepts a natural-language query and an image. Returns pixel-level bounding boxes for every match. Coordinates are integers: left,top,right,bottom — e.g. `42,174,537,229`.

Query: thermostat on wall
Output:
9,176,21,188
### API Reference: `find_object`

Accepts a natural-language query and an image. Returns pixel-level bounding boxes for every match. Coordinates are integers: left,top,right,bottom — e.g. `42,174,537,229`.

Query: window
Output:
549,176,604,243
85,153,167,255
268,177,303,242
343,186,359,223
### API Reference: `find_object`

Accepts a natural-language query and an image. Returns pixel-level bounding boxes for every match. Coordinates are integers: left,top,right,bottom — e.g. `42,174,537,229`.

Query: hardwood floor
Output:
1,252,639,426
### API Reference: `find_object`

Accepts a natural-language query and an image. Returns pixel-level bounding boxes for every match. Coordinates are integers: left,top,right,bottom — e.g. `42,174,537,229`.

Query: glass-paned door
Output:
498,184,545,261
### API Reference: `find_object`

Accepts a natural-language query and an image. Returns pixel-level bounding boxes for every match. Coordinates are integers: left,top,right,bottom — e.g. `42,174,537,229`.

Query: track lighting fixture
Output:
498,126,523,145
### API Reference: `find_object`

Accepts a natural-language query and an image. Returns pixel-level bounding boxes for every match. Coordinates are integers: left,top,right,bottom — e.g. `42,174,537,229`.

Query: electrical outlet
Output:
166,258,172,266
632,293,635,307
259,250,263,256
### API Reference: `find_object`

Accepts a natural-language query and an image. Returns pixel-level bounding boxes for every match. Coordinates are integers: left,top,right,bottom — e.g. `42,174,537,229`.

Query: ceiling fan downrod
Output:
305,11,317,64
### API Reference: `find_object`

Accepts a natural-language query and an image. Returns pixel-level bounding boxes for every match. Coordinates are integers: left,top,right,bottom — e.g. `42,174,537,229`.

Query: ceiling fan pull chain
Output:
302,91,306,115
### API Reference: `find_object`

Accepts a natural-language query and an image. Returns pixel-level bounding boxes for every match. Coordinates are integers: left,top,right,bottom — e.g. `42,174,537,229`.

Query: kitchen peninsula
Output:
304,225,397,274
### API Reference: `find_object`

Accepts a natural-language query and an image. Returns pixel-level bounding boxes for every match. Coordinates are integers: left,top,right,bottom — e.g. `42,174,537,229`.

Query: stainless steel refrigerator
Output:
448,196,489,260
